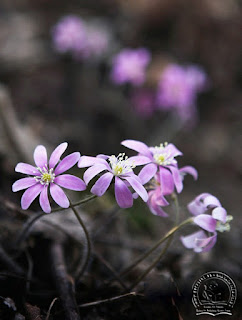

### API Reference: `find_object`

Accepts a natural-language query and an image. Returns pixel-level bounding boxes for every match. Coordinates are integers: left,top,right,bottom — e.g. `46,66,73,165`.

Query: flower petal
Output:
121,139,152,157
15,163,39,175
34,145,48,168
193,214,217,232
50,183,69,208
54,152,80,175
21,183,43,210
181,230,207,249
78,156,107,168
12,177,38,192
138,163,157,185
124,176,148,202
39,186,51,213
129,155,152,166
159,167,175,195
49,142,68,169
195,233,217,252
54,174,86,191
114,176,133,208
179,166,198,180
165,143,183,157
91,172,113,196
169,166,183,193
203,194,221,208
212,207,227,223
83,164,110,185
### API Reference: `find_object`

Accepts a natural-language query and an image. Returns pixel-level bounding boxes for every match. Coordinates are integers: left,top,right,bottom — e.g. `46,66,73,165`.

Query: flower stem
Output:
51,194,97,213
117,218,193,279
69,202,92,279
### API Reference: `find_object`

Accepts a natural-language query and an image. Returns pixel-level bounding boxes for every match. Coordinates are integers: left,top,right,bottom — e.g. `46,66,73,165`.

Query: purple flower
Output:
147,186,169,217
78,153,148,208
52,15,87,55
156,63,208,124
110,48,151,86
181,193,232,252
121,139,197,194
12,143,86,213
131,89,156,118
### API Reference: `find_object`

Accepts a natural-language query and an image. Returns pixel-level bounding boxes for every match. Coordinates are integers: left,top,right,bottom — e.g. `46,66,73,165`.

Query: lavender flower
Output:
110,48,151,86
12,143,86,213
181,193,232,252
156,63,208,123
78,153,148,208
131,89,156,118
52,15,86,55
121,139,197,194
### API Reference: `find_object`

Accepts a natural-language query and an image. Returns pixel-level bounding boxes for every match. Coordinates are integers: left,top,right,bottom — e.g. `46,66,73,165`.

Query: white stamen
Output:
216,215,233,233
153,142,175,166
34,166,55,186
109,153,135,176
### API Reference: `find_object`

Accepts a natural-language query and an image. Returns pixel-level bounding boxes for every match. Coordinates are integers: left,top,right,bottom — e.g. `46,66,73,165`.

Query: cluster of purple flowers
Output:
12,141,231,253
52,15,110,60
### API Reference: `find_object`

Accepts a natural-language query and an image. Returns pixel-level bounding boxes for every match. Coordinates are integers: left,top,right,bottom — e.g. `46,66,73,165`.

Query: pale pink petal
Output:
138,163,157,184
159,167,175,195
34,145,48,168
114,176,133,208
21,184,43,210
203,195,221,208
15,163,39,175
165,143,183,157
169,166,183,193
180,230,206,249
129,155,152,166
12,177,38,192
195,233,217,252
78,156,107,168
83,164,110,185
124,176,148,202
179,166,198,180
54,174,86,191
91,172,113,196
193,214,217,232
50,184,69,208
187,199,206,216
39,186,51,213
121,139,152,157
212,207,227,223
54,152,80,175
49,142,68,169
153,188,169,206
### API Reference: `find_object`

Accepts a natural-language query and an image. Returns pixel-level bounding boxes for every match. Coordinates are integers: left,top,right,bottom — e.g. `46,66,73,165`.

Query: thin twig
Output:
51,195,97,213
45,297,58,320
50,241,80,320
78,292,142,308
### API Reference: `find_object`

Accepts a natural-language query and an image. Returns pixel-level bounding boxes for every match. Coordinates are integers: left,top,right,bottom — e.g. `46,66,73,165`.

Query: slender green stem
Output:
128,194,181,290
69,203,92,279
117,218,193,279
128,236,173,291
51,195,97,213
16,195,96,250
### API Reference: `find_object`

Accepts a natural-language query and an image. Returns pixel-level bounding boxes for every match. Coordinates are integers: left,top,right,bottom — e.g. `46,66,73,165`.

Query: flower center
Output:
216,215,233,233
35,166,55,186
109,153,135,176
153,142,175,166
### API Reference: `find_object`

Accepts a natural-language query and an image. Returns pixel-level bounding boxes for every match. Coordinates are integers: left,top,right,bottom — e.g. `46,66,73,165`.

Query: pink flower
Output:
156,63,208,124
121,139,197,194
52,15,87,55
78,153,148,208
131,89,156,118
110,48,151,86
181,193,232,252
12,143,86,213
